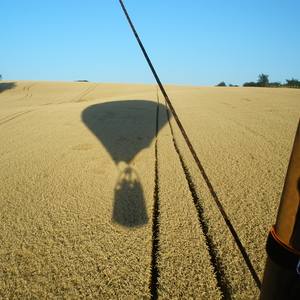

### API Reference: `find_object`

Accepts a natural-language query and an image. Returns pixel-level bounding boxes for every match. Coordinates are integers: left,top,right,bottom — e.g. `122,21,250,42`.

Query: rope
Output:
118,0,261,289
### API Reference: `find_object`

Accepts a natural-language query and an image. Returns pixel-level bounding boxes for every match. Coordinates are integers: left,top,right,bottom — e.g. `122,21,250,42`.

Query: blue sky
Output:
1,0,299,86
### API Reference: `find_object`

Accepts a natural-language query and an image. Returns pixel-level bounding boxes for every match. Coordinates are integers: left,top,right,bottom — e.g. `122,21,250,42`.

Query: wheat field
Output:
0,81,299,299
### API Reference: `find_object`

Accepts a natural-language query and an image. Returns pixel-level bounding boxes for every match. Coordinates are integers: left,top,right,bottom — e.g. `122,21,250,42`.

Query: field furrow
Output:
0,110,33,126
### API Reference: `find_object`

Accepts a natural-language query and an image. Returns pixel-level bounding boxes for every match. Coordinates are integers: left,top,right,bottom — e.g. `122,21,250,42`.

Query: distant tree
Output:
0,74,2,81
229,84,239,87
243,74,300,88
268,81,281,88
285,78,300,88
257,73,269,87
216,81,226,87
243,81,257,87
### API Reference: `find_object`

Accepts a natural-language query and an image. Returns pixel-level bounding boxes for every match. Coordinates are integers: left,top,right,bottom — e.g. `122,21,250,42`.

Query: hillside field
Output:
0,81,299,299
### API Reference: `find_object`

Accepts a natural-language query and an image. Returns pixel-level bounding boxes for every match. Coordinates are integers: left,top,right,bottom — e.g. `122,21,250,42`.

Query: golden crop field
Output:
0,81,299,299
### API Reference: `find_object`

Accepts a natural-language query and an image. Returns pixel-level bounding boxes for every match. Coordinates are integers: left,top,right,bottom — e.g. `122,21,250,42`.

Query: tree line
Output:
216,74,300,88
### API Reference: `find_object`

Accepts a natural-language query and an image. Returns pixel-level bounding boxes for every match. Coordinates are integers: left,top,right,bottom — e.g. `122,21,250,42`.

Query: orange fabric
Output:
271,226,300,256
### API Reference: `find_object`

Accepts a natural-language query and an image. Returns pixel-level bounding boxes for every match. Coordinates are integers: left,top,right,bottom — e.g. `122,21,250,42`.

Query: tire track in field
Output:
149,91,161,300
54,83,98,105
164,100,262,290
72,83,98,103
229,118,274,145
164,103,230,299
0,110,33,126
32,83,98,107
210,105,274,145
0,111,25,123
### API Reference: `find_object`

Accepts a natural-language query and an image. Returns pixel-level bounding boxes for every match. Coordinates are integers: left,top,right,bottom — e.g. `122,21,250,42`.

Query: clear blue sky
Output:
1,0,300,86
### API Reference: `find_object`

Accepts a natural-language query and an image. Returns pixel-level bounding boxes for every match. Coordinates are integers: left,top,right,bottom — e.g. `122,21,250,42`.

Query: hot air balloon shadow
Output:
81,100,169,227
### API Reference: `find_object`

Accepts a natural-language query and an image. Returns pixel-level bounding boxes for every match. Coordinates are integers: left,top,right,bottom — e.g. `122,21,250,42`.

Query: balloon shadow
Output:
81,100,169,227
